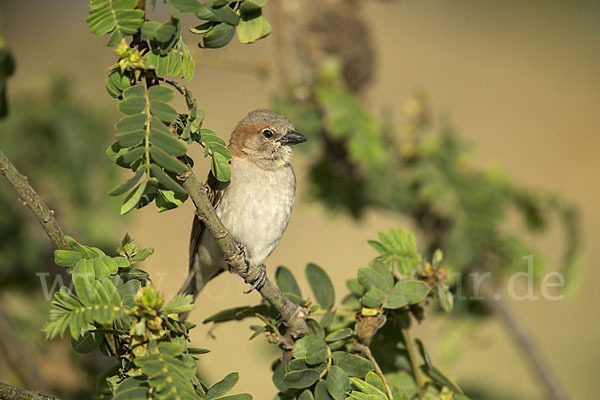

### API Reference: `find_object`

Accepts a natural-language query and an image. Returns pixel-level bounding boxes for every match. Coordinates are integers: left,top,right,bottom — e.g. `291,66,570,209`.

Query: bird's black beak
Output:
278,129,307,146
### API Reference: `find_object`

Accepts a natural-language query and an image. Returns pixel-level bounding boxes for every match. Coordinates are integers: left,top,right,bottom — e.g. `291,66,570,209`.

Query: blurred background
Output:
0,0,598,399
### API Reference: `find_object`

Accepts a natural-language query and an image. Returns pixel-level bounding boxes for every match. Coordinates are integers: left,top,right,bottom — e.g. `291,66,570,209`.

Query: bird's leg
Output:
226,241,266,293
226,241,250,274
244,264,267,293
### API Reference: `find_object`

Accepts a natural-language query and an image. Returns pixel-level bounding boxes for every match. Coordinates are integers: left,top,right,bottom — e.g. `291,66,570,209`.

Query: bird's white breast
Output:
216,157,296,266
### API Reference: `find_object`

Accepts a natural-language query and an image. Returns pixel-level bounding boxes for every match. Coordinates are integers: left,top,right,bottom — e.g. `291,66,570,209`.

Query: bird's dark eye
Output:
262,128,274,139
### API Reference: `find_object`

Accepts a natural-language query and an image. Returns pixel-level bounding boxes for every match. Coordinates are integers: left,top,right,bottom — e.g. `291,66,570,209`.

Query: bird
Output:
182,109,307,303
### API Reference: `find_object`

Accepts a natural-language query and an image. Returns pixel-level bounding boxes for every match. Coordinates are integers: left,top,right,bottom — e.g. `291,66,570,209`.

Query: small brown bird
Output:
183,109,307,301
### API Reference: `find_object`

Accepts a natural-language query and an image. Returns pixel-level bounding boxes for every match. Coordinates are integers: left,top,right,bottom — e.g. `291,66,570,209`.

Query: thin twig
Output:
399,322,424,396
0,382,59,400
356,343,394,399
178,170,308,338
478,273,569,400
0,149,69,250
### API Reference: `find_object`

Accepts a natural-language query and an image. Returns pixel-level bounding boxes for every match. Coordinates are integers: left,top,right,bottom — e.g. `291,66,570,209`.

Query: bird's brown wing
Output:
182,172,229,298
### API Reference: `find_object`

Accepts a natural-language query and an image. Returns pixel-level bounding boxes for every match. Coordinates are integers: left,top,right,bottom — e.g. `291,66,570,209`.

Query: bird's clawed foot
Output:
227,242,250,273
243,263,267,293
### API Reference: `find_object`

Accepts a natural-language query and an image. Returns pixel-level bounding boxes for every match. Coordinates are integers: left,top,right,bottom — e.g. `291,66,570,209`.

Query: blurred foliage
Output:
274,59,580,307
0,76,122,288
206,228,466,400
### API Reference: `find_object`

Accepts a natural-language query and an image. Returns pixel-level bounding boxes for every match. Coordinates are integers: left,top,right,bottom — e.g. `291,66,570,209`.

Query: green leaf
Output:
305,263,335,309
120,180,148,215
365,372,386,395
150,99,178,122
307,318,325,338
201,23,235,48
275,266,302,298
157,341,185,357
206,372,239,400
71,332,103,354
106,70,130,97
66,236,105,258
349,377,386,397
93,257,112,279
118,96,146,115
149,146,188,174
164,293,195,314
436,283,454,313
320,309,336,328
54,250,83,268
370,229,422,276
211,151,231,182
239,0,266,13
325,328,353,342
150,120,187,156
188,347,210,354
156,189,187,212
331,352,373,378
326,365,350,400
272,361,288,393
299,390,315,400
293,335,329,365
167,0,202,13
135,353,198,399
117,129,144,148
118,146,145,164
87,0,144,37
385,280,430,309
237,10,269,44
117,114,147,133
315,380,333,400
347,278,365,297
146,36,195,80
44,279,123,340
284,369,320,389
113,376,149,400
149,164,187,195
123,85,145,98
109,167,145,196
148,85,175,102
203,304,271,323
357,268,391,293
361,287,386,308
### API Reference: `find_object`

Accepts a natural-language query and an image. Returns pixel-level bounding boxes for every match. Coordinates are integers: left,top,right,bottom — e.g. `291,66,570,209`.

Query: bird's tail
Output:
178,253,223,321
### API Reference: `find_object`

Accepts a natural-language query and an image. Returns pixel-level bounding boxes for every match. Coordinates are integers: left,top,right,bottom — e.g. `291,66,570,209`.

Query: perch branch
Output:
0,149,69,250
356,343,394,399
0,382,59,400
179,170,308,337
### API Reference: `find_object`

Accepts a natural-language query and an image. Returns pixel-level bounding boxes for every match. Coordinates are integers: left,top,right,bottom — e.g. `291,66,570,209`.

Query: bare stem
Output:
356,343,394,399
179,170,308,337
0,382,59,400
0,149,69,251
477,273,569,400
399,322,424,395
